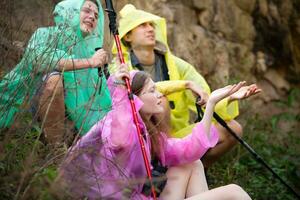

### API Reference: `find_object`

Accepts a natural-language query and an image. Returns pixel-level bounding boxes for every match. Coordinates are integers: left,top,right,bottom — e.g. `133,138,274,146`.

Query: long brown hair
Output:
131,71,164,158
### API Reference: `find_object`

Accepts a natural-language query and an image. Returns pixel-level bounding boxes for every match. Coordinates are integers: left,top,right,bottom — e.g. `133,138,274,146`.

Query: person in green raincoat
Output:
0,0,112,143
110,4,261,167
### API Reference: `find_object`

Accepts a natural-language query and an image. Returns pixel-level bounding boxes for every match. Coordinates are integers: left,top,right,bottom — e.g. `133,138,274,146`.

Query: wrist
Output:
207,98,217,107
185,81,192,89
113,79,125,86
88,58,95,68
228,96,234,103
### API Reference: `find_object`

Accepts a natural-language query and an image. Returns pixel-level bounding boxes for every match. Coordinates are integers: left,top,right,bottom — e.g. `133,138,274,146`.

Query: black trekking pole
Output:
195,97,300,199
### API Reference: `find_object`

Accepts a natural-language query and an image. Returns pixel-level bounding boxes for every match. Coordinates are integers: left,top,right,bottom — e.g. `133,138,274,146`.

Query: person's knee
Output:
191,160,205,172
43,75,64,95
174,160,204,174
230,120,243,137
39,74,64,113
225,120,243,143
226,184,251,200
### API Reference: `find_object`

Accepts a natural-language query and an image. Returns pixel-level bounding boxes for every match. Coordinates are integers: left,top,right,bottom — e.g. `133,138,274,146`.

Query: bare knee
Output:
229,120,243,138
191,160,204,172
225,184,251,200
180,160,204,172
38,74,65,116
43,75,64,96
222,120,243,143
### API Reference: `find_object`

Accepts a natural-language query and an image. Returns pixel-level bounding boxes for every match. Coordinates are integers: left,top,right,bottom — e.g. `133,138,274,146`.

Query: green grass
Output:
208,88,300,200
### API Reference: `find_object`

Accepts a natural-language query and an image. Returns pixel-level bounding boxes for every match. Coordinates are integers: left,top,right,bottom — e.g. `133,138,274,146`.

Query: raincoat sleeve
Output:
26,27,75,73
160,122,219,167
103,76,143,149
155,80,187,95
174,56,239,121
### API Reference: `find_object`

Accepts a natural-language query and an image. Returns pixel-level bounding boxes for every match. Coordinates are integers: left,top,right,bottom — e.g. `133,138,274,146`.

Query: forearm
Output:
56,58,93,71
156,80,187,95
200,100,216,138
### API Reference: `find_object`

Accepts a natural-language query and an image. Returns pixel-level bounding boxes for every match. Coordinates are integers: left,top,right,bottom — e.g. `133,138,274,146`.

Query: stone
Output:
192,0,212,10
234,0,256,14
264,69,291,91
257,80,280,102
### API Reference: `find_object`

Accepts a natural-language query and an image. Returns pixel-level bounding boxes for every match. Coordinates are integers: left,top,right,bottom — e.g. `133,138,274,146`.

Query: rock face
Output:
1,0,299,101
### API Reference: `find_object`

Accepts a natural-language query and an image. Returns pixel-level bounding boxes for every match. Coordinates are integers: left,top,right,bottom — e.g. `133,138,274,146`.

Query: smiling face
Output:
138,78,164,116
80,0,99,36
124,22,156,49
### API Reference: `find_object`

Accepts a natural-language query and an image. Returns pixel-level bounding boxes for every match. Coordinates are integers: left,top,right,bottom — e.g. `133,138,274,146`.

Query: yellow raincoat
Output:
110,4,239,137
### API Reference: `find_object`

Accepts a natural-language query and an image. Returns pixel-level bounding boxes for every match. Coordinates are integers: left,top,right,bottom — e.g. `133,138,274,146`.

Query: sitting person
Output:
0,0,111,144
109,4,260,167
58,68,253,200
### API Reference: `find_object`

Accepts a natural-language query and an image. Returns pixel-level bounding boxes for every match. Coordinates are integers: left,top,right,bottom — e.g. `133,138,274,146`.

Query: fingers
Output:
196,97,205,106
197,93,208,106
197,98,206,106
243,84,262,98
117,63,130,80
230,83,262,100
228,81,246,95
188,81,209,106
94,49,109,66
115,53,121,66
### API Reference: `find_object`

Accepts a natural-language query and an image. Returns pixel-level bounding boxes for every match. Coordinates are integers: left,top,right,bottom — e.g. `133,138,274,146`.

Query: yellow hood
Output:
112,4,169,57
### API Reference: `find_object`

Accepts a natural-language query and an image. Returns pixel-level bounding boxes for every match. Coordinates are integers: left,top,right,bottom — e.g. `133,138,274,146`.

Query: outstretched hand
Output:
208,81,246,105
228,84,262,102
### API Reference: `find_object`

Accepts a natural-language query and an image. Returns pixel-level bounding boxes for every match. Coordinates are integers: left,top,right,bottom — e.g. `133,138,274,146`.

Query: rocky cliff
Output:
1,0,300,103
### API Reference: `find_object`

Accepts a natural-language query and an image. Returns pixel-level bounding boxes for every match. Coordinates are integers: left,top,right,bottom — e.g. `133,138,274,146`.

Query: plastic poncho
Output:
0,0,111,135
59,73,219,199
110,4,239,137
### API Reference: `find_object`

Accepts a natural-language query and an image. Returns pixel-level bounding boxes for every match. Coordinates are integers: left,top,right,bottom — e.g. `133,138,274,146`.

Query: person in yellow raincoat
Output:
110,4,260,167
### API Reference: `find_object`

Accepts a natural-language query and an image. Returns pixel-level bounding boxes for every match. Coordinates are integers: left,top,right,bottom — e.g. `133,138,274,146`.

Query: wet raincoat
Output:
110,4,239,137
0,0,111,134
59,73,219,199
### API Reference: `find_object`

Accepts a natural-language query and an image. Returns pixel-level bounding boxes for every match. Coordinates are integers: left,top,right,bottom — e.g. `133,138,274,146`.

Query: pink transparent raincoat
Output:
59,76,219,199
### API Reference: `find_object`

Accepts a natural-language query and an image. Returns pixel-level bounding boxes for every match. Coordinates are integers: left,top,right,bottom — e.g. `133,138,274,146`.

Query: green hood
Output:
53,0,104,58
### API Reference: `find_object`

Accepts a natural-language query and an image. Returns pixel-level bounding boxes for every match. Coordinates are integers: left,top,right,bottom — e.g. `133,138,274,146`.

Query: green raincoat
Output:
110,4,239,137
0,0,111,135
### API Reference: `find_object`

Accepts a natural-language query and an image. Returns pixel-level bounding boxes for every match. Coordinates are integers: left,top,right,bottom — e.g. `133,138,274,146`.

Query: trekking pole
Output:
104,1,157,199
195,97,300,199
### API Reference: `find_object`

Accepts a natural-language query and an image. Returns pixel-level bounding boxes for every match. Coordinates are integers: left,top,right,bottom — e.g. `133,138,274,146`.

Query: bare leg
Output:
38,74,65,144
202,120,243,167
185,184,252,200
160,160,208,200
160,160,251,200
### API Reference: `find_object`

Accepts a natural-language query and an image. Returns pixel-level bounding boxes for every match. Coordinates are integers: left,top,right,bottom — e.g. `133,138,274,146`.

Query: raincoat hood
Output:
53,0,105,57
112,4,169,56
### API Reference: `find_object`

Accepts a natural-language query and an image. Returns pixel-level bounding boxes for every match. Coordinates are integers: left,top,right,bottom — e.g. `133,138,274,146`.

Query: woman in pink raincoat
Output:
59,68,254,200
